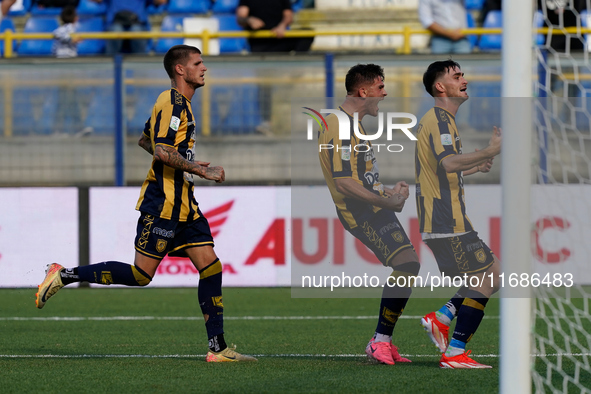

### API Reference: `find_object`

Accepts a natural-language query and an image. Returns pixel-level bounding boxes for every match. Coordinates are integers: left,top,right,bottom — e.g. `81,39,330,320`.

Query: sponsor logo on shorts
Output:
379,221,401,235
153,227,175,238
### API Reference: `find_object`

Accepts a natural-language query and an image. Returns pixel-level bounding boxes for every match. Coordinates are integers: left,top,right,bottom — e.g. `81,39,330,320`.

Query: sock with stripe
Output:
68,261,152,286
374,261,420,341
198,258,227,352
445,289,489,357
436,286,469,326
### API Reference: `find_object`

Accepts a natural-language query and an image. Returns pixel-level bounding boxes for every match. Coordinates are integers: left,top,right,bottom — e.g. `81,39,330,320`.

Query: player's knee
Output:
390,261,420,287
132,265,152,287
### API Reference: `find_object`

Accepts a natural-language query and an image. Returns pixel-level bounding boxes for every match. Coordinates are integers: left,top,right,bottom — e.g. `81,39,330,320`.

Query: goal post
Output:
500,0,534,393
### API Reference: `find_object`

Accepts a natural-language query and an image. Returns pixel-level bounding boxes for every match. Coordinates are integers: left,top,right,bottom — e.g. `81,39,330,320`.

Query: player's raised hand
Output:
488,126,502,156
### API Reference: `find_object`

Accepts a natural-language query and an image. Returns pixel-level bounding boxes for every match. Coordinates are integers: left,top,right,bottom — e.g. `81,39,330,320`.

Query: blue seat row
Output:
9,85,262,135
477,10,545,51
12,0,304,16
2,13,247,56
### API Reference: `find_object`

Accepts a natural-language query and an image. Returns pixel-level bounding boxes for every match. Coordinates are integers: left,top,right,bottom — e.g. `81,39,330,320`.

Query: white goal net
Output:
532,1,591,392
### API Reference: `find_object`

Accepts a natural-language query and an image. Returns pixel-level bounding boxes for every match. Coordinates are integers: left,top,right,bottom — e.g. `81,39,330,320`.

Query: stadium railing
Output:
0,26,547,58
0,24,585,58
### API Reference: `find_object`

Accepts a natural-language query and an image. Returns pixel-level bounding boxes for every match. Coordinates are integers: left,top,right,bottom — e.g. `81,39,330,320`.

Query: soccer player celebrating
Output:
416,60,501,368
318,64,420,365
35,45,256,363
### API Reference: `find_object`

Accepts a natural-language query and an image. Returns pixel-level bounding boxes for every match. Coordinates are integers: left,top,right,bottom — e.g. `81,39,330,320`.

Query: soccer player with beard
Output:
416,60,501,368
36,45,256,363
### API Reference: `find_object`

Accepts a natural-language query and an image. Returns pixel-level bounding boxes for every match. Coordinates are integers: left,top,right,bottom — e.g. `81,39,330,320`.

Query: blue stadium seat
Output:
0,18,16,56
291,0,303,12
468,83,501,131
168,0,210,14
147,2,167,14
466,12,477,49
77,17,105,55
581,10,590,51
465,0,484,11
534,10,544,46
126,86,166,133
209,85,261,134
7,0,31,16
155,15,184,54
77,0,107,15
216,14,247,53
13,88,59,135
83,86,115,134
17,16,60,56
30,3,62,15
478,10,502,51
212,0,238,14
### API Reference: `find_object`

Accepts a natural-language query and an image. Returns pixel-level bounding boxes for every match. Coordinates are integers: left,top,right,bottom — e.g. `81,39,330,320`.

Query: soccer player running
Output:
416,60,501,368
35,45,256,363
318,64,420,365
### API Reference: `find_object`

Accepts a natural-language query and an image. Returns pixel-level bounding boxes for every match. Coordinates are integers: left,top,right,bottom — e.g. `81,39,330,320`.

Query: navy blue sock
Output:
76,261,152,286
198,259,226,352
436,286,469,324
375,261,420,336
451,289,489,345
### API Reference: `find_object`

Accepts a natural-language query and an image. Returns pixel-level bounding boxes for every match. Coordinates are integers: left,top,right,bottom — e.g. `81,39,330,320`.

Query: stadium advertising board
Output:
0,188,78,287
0,185,586,287
90,187,292,287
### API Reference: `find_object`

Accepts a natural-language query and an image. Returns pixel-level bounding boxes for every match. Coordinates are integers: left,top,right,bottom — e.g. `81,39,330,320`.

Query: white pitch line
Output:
0,353,589,359
0,315,500,322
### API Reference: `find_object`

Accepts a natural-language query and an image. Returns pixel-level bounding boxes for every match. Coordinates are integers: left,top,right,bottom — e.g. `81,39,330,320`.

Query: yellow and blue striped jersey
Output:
318,107,386,229
415,106,473,234
136,88,200,222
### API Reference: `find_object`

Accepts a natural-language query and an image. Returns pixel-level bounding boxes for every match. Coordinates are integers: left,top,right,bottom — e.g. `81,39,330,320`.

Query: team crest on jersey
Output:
475,248,487,263
156,239,167,253
441,134,453,146
392,231,404,243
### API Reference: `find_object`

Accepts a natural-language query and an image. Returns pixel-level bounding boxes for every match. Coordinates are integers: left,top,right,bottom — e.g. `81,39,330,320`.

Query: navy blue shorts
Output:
424,231,495,277
134,210,214,260
342,209,414,267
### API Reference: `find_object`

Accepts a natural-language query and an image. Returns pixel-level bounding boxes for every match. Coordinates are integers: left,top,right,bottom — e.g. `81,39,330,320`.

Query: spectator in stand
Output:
90,0,167,54
52,6,92,137
236,0,313,52
237,0,313,134
479,0,501,25
538,0,587,52
418,0,471,54
52,5,80,58
0,0,16,18
34,0,79,8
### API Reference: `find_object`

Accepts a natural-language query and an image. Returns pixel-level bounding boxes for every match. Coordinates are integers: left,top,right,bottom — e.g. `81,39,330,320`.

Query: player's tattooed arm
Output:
138,133,154,154
155,144,225,183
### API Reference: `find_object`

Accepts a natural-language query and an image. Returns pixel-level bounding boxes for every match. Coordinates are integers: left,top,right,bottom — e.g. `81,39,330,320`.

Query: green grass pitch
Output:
0,287,587,392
